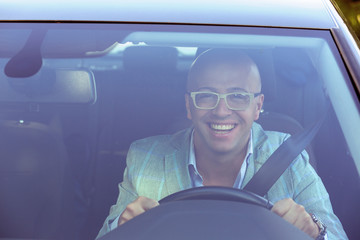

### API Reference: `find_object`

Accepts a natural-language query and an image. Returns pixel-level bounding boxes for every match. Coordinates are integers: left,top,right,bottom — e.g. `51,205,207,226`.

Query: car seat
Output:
0,110,67,238
0,67,96,239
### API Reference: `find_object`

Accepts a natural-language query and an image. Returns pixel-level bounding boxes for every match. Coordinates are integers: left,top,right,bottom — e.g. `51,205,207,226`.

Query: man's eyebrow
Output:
195,87,249,92
227,87,248,92
197,87,217,92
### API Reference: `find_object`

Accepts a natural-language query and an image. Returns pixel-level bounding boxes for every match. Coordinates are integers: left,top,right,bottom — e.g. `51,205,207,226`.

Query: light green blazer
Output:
97,123,348,239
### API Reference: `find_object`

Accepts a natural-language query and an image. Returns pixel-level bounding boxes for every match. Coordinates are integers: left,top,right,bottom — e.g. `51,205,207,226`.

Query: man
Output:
97,49,347,239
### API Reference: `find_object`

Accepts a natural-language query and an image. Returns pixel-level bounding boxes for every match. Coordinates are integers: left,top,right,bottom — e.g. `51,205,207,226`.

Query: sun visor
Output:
0,68,96,104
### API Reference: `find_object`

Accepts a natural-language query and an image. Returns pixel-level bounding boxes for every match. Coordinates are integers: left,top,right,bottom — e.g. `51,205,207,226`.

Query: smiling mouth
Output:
210,123,236,132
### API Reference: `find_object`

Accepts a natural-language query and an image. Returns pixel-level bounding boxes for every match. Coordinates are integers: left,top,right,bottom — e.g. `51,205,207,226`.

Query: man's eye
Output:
198,93,215,99
230,93,248,100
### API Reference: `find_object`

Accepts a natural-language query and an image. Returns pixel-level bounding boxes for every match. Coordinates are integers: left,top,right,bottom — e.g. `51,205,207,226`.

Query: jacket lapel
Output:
163,129,193,198
241,122,271,188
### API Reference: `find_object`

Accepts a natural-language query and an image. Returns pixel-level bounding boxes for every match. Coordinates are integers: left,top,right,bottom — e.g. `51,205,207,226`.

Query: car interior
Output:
0,24,359,239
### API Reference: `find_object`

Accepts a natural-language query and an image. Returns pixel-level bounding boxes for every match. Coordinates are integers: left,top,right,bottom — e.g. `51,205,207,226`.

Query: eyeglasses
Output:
189,91,261,111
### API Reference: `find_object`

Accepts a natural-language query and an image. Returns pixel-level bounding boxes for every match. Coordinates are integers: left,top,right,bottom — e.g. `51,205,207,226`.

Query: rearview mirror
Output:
0,68,96,104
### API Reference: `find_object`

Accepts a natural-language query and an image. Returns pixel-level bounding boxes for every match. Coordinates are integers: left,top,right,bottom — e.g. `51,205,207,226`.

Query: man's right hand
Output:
118,196,159,226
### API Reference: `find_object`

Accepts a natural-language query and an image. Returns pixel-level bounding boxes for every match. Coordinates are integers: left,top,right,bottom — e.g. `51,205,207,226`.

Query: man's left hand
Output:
271,198,319,239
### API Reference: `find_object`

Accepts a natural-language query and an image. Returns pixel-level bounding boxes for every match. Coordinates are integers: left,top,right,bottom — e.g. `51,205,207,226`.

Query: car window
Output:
0,22,359,239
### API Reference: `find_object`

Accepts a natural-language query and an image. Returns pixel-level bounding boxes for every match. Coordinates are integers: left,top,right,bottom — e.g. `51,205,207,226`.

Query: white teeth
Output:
210,124,235,130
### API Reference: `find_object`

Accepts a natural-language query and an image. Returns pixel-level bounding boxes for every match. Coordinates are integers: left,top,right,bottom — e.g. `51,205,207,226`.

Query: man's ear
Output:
185,94,192,120
254,94,264,121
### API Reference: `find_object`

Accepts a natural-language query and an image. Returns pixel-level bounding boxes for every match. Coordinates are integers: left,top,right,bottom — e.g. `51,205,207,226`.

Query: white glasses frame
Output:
189,91,262,110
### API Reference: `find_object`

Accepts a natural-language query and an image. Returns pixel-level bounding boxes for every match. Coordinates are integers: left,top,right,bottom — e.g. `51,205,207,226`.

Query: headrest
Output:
273,48,317,86
248,49,277,102
123,46,178,72
0,67,96,104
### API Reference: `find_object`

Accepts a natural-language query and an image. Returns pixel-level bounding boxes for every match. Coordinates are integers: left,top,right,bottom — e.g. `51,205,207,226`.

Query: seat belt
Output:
243,105,329,197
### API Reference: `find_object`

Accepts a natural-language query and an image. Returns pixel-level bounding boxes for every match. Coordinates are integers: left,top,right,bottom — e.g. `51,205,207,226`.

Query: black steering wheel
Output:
100,186,312,240
159,186,274,209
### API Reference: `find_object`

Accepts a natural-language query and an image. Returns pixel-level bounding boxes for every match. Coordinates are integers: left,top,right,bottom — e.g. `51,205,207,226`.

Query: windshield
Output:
0,23,359,239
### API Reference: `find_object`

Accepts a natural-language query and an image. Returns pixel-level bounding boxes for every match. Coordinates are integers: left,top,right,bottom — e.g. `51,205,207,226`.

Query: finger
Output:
271,198,293,217
281,201,306,225
272,199,306,225
285,208,319,238
137,196,159,210
298,213,319,238
118,196,159,226
119,203,146,225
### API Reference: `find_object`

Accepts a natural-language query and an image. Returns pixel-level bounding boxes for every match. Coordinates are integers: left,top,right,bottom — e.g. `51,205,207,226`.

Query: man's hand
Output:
271,198,319,239
118,196,159,226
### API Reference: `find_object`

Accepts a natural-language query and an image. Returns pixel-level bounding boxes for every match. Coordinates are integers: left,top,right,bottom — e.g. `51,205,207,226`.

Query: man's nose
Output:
212,98,232,116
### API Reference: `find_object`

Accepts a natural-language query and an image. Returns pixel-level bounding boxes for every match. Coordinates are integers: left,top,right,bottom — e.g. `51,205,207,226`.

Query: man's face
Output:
185,61,264,156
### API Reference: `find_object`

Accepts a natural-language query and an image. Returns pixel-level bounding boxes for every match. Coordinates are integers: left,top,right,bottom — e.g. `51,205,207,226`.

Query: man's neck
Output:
195,143,248,187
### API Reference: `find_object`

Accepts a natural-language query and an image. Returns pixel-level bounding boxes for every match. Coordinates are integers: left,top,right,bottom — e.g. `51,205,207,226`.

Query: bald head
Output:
187,49,262,93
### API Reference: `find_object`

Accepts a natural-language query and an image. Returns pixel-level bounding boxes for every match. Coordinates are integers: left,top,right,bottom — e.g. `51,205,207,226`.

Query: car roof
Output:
0,0,338,29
